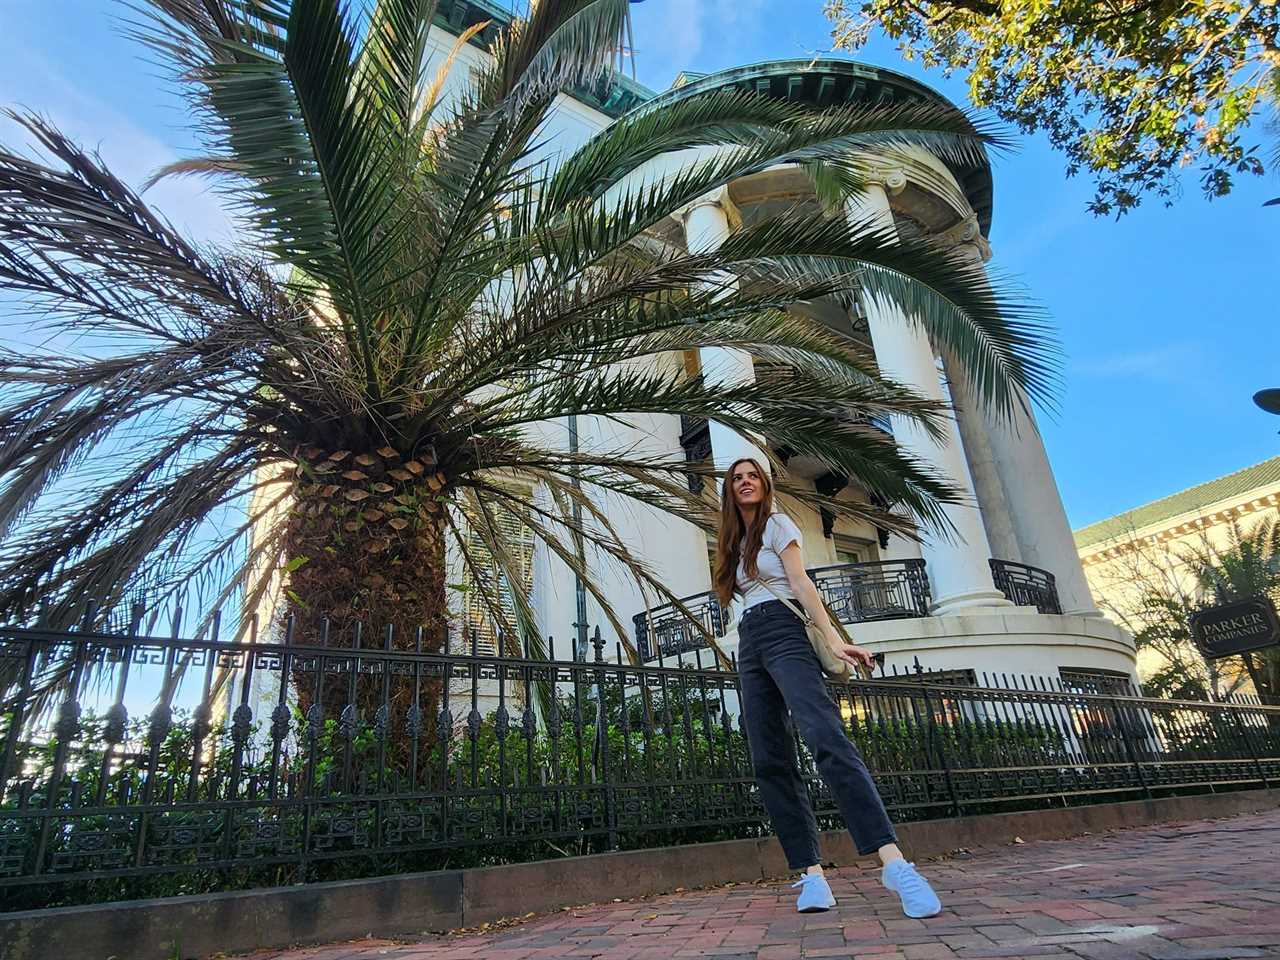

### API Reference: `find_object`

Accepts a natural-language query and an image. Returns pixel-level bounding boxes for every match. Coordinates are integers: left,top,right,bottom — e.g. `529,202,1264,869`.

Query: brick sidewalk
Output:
240,809,1280,960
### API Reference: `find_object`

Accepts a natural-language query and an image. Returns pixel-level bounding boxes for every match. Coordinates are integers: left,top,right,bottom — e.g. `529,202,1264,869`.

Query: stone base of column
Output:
929,588,1015,617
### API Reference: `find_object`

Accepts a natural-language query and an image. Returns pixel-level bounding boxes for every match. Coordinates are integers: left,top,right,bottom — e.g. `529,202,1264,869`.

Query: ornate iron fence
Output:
989,559,1063,614
1,614,1278,910
809,559,932,623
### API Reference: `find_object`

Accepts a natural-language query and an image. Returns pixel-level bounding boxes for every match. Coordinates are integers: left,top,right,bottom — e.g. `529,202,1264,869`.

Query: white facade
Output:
406,20,1139,696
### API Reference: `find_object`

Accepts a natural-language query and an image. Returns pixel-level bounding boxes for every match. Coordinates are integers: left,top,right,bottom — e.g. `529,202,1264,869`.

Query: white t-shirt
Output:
735,513,803,611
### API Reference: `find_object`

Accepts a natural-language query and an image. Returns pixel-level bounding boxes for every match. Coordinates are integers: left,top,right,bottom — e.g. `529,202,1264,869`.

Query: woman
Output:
714,456,942,917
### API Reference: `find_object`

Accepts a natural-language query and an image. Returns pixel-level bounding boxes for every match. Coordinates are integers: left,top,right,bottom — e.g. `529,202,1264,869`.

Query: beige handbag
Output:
753,578,854,681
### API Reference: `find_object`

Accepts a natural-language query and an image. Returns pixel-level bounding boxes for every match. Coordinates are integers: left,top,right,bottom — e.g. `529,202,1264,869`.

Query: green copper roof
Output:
433,0,654,118
622,58,994,235
1074,456,1280,549
430,11,990,227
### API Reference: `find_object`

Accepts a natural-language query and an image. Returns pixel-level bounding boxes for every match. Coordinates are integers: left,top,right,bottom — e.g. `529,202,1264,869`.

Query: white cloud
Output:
632,0,768,89
1,46,237,246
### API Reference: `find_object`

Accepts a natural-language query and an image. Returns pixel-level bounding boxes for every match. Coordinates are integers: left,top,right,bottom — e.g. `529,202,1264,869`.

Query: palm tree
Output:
0,0,1053,700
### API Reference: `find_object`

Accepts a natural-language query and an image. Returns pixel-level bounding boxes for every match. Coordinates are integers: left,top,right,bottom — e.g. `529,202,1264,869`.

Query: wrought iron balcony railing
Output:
633,590,728,662
808,558,932,624
989,558,1063,615
633,559,932,661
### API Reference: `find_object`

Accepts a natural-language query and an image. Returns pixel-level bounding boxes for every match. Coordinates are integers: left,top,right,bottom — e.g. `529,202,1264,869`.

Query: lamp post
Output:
1254,389,1280,416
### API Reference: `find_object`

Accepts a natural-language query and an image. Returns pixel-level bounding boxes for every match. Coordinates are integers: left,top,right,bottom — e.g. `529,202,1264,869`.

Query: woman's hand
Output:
824,630,876,672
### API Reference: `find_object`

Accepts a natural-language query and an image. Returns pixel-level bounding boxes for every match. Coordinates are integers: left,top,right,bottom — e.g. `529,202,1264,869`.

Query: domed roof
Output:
429,3,994,233
624,58,994,236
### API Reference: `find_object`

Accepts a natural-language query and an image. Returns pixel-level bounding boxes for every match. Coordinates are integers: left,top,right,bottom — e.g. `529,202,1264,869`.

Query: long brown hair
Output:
713,457,774,606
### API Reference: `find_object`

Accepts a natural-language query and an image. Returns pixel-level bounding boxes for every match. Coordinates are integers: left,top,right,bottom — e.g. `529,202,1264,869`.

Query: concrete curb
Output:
4,788,1277,960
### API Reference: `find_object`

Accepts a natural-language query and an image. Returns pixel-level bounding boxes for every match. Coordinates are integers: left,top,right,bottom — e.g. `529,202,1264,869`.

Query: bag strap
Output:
753,576,813,626
753,576,856,646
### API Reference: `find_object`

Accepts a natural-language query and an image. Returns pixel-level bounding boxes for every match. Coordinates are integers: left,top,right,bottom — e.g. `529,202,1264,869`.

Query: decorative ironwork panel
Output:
633,591,728,662
989,559,1063,614
808,559,932,623
49,814,136,874
678,414,712,494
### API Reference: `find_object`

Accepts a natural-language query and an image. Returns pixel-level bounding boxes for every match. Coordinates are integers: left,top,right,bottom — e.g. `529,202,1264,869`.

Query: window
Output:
1058,668,1136,697
1058,669,1143,747
843,668,978,729
919,668,978,687
832,534,873,566
459,498,535,657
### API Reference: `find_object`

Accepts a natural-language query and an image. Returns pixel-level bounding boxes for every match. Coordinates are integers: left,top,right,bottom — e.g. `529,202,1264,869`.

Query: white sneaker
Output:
792,873,837,912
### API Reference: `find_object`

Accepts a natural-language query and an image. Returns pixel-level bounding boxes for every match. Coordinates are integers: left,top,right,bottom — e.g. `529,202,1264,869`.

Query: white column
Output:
682,194,767,483
943,352,1023,561
992,402,1100,615
945,238,1101,617
847,178,1012,614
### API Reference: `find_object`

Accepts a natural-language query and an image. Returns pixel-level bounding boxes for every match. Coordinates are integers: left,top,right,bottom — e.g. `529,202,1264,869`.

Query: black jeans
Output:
737,599,897,869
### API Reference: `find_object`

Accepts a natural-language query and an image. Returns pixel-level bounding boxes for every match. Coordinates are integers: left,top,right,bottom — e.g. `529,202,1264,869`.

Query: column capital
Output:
935,213,991,262
864,164,908,196
677,187,740,231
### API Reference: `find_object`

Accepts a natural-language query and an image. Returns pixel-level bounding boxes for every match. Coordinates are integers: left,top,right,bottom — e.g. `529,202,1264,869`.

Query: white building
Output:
250,2,1140,708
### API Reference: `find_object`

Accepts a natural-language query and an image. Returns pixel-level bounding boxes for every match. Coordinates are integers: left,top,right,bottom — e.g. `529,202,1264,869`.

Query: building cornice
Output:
1078,485,1280,566
620,58,994,236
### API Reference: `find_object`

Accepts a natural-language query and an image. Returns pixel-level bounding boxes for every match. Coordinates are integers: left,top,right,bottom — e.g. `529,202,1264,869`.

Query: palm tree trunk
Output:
283,445,449,782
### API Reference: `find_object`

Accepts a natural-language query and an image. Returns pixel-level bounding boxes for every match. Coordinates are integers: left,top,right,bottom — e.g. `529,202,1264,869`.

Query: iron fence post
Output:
592,627,618,851
1112,695,1152,799
1225,701,1270,789
915,659,962,818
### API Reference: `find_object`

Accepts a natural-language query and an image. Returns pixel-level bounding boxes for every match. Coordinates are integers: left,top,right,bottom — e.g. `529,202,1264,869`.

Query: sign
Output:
1190,597,1280,659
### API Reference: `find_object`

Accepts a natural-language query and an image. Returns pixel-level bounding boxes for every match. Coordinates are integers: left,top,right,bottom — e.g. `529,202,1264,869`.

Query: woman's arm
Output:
779,543,876,671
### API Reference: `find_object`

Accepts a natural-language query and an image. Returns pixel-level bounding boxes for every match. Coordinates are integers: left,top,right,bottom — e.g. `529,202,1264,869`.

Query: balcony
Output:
989,558,1062,614
633,590,727,662
634,559,932,661
809,558,931,623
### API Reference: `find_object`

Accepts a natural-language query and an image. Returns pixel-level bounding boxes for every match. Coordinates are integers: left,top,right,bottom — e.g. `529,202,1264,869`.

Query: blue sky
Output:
2,1,1278,530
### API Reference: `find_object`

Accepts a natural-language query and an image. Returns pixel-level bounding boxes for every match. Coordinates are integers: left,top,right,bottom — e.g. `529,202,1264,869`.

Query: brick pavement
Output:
237,809,1280,960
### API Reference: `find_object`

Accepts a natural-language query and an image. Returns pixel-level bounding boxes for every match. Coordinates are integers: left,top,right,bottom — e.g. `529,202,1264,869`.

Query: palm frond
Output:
0,0,1062,671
